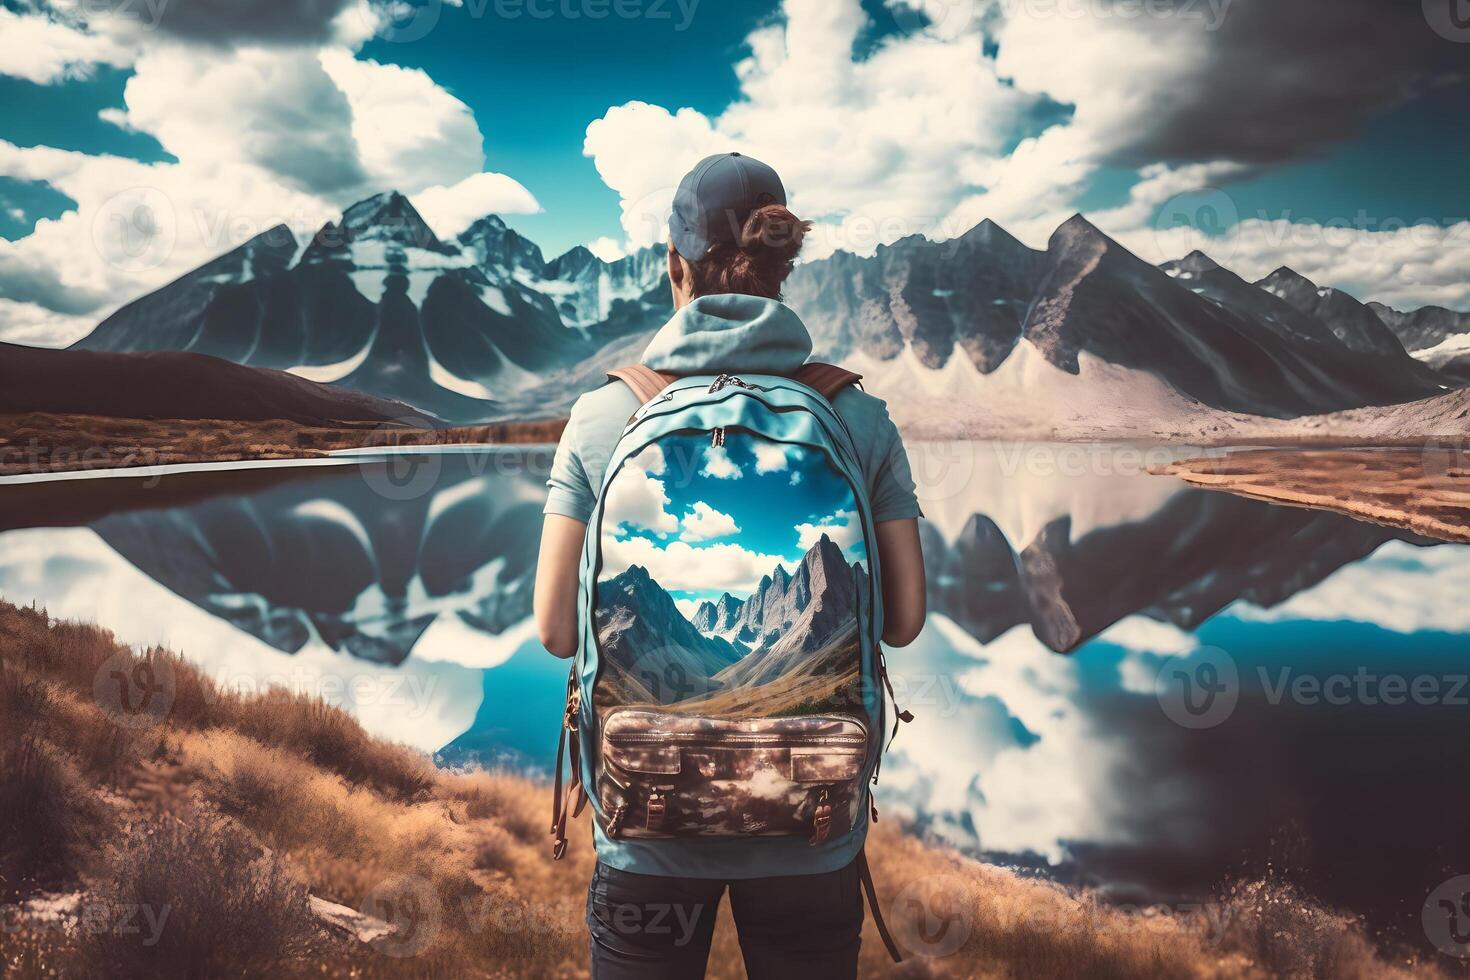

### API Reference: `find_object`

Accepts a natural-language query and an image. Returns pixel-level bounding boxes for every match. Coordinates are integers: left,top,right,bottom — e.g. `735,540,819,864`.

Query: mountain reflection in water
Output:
1,443,1466,947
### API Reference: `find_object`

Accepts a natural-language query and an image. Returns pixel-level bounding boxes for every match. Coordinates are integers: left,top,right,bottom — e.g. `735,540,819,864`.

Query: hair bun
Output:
738,204,810,260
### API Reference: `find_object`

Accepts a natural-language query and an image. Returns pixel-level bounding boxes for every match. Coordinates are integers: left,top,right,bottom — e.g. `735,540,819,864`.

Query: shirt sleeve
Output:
543,403,595,524
864,400,923,524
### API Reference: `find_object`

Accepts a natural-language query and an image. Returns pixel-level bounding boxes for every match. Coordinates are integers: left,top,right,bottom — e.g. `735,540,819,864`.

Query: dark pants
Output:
586,859,864,979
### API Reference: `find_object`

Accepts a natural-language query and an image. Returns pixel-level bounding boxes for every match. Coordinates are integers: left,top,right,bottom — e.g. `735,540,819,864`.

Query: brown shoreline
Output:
1154,447,1470,545
0,412,568,477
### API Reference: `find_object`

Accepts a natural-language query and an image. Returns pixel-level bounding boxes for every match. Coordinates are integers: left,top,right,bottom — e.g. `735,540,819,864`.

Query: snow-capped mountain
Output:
1368,301,1470,384
923,477,1432,654
1369,302,1470,353
595,564,742,698
786,215,1446,421
64,191,1462,429
1255,266,1410,357
594,534,864,710
42,451,551,666
74,192,669,423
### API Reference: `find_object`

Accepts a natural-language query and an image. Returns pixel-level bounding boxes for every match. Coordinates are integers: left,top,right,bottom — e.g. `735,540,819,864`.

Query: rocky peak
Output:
690,599,718,632
458,214,546,276
960,217,1033,258
1177,250,1221,273
545,244,600,280
337,191,448,253
1258,267,1316,295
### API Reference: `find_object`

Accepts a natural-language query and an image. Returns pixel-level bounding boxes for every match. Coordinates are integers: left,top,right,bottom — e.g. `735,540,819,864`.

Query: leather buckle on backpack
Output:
809,789,833,845
564,685,580,732
607,802,627,838
647,790,667,831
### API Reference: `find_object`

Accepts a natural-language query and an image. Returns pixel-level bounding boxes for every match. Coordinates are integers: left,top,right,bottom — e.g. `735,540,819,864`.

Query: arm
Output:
875,518,925,647
534,514,587,658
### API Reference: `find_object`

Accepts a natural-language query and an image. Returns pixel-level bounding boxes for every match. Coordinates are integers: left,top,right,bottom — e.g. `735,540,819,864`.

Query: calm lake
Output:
2,443,1466,950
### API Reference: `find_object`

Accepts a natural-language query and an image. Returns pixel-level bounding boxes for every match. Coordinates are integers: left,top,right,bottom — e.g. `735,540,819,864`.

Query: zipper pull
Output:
710,427,725,448
709,374,731,393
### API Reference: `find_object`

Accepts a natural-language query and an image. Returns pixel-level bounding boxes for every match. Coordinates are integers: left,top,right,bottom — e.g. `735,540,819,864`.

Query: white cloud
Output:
1232,541,1470,635
796,508,862,552
576,0,1468,310
752,441,794,474
601,535,793,595
680,501,740,541
1133,217,1470,311
700,446,741,480
318,49,485,196
673,597,704,620
412,172,541,239
0,298,95,346
638,443,667,476
116,46,369,197
0,7,136,84
583,0,1035,255
0,15,536,338
603,444,678,536
584,236,627,263
0,138,338,344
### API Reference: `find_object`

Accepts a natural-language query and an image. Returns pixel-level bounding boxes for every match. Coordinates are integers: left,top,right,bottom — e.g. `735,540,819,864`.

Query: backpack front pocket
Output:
597,708,869,842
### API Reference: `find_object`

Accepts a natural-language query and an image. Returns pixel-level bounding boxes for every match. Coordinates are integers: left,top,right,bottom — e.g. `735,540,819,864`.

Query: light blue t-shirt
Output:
544,294,920,525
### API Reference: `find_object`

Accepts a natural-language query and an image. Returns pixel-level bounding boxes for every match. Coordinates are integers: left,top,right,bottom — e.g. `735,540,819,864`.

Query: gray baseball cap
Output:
669,152,787,262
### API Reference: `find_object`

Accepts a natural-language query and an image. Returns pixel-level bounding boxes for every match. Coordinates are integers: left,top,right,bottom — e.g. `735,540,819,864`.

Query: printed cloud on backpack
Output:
594,431,869,718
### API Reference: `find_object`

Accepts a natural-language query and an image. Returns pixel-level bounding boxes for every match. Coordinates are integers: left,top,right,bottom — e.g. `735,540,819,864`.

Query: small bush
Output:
0,737,101,901
73,816,322,980
229,692,435,802
1212,876,1395,979
471,825,520,875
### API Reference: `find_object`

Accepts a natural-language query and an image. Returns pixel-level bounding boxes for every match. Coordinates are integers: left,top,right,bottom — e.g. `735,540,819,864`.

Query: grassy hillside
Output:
0,600,1449,978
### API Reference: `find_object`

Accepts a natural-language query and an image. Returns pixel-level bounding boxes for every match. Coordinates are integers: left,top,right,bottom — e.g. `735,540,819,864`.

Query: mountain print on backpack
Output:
594,431,868,719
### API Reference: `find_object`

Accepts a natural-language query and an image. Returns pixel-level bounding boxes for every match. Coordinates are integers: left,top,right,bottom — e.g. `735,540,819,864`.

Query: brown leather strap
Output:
792,361,863,401
607,365,678,404
857,847,904,963
551,666,583,860
609,362,861,405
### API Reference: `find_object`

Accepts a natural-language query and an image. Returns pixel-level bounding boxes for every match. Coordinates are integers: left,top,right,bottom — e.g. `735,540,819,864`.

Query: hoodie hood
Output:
641,294,813,375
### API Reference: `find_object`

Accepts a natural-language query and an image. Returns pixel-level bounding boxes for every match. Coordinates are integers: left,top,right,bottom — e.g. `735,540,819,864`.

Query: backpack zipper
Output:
710,426,725,448
708,373,769,394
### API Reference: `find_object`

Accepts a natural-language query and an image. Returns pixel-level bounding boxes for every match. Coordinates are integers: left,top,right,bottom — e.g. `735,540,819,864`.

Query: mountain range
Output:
595,533,865,711
2,446,1440,668
44,189,1469,433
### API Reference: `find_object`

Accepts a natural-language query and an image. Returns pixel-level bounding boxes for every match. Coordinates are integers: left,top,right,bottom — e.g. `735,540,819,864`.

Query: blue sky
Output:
600,432,864,607
1,0,1467,345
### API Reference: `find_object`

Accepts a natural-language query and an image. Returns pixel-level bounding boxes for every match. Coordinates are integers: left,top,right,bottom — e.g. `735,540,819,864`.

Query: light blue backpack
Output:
550,363,907,960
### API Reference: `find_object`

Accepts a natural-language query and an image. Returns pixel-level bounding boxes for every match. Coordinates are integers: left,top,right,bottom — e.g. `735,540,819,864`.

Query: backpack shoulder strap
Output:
609,361,860,404
607,364,678,404
792,361,863,401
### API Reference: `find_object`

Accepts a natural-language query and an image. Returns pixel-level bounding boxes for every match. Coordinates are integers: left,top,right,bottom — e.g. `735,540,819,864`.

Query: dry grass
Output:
1155,448,1470,545
0,411,568,475
0,599,1452,978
